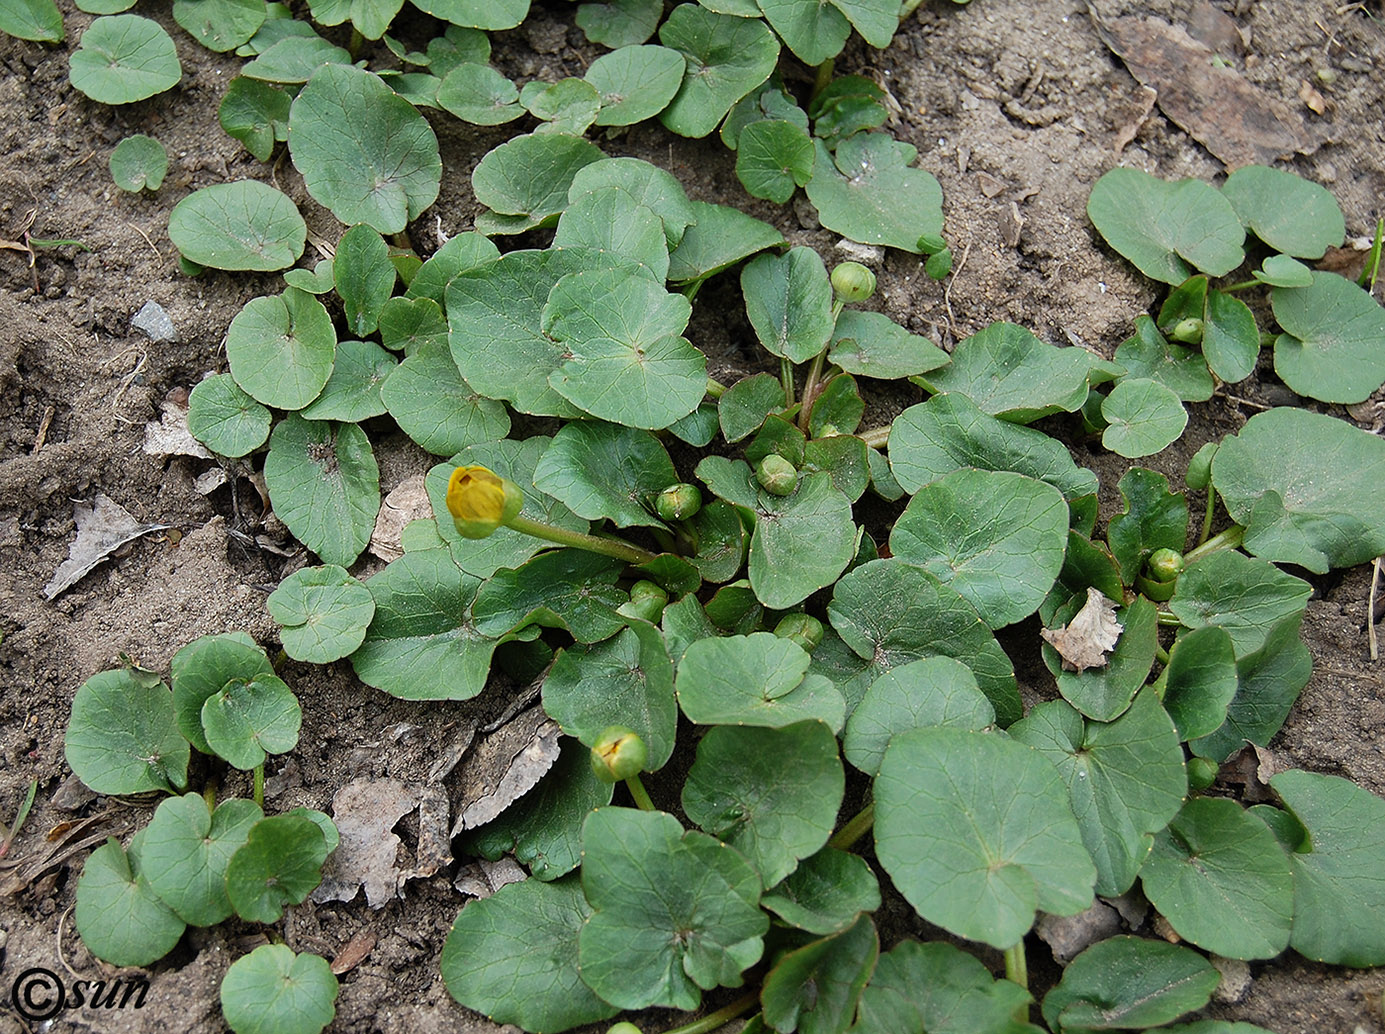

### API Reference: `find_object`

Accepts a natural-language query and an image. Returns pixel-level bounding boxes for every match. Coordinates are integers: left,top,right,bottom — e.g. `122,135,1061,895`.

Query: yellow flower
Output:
446,465,523,539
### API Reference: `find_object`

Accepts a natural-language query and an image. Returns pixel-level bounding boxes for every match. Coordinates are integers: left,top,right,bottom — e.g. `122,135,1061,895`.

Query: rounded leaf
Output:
201,673,303,770
169,181,306,272
1100,377,1188,458
1272,271,1385,404
75,838,186,967
141,795,263,926
1221,165,1344,259
226,814,330,923
221,945,338,1034
69,15,181,104
109,134,167,192
267,564,374,663
65,668,189,794
187,373,271,458
587,44,684,126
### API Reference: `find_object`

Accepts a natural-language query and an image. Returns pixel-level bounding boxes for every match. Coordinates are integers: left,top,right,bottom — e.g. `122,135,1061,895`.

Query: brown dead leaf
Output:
1298,80,1327,116
143,400,212,460
1087,3,1319,167
330,929,377,975
1041,586,1122,673
454,857,527,899
450,706,561,834
369,474,431,562
313,777,419,908
44,494,171,600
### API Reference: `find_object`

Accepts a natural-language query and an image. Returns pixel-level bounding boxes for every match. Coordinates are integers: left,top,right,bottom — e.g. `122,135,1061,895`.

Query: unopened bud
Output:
1187,757,1218,792
617,580,668,624
1146,548,1185,583
590,727,648,783
831,261,876,304
446,465,524,539
1169,318,1204,344
773,613,824,653
653,482,702,522
756,454,798,496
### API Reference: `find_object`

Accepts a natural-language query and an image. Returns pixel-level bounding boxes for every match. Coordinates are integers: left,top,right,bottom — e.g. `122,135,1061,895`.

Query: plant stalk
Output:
253,765,265,810
705,376,728,399
663,991,760,1034
1184,524,1244,563
780,357,796,409
1004,941,1029,1025
624,774,656,812
810,58,835,107
798,349,829,432
1218,279,1260,293
899,0,926,17
1198,487,1217,546
506,514,660,565
1153,642,1171,666
859,426,890,449
828,802,874,851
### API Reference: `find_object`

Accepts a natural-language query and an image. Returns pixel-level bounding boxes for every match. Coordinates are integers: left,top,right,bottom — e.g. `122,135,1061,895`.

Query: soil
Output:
1,0,1384,1032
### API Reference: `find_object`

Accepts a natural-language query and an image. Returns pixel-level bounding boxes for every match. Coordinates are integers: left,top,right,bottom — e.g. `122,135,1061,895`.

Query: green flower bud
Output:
1169,317,1204,344
831,261,876,304
591,727,648,783
446,465,525,539
1187,756,1218,792
925,247,953,280
1186,442,1217,491
653,482,702,521
774,613,825,653
1146,548,1185,583
916,232,947,254
618,580,669,623
607,1025,643,1034
756,454,799,496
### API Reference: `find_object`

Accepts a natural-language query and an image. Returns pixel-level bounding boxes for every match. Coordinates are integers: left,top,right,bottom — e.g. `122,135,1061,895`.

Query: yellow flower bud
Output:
446,465,524,539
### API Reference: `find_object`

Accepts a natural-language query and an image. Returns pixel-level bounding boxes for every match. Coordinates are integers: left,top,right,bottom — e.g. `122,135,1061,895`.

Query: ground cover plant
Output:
6,0,1385,1032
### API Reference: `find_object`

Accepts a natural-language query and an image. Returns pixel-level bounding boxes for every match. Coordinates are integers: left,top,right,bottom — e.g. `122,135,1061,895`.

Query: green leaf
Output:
762,914,878,1034
889,392,1097,500
828,309,949,380
742,247,834,363
267,565,374,663
446,248,592,417
380,342,508,456
676,632,845,730
406,232,500,303
809,374,864,437
65,668,189,794
1168,549,1310,657
889,468,1068,629
332,224,394,336
804,134,942,252
523,75,602,134
407,0,528,29
240,35,352,84
226,289,336,409
284,258,335,294
658,4,779,137
875,727,1095,949
1221,165,1344,259
378,294,447,353
437,62,522,124
168,181,305,272
762,846,881,935
1106,467,1188,585
70,15,181,103
586,44,685,126
475,549,627,642
1253,253,1314,288
174,0,264,51
221,944,337,1034
1045,595,1157,722
736,119,815,203
1101,377,1188,458
683,721,844,887
441,876,616,1033
569,156,699,249
918,322,1104,421
1271,769,1385,966
201,673,302,770
1141,796,1293,959
1190,616,1311,763
1087,168,1245,283
1212,407,1385,572
1111,316,1213,402
1041,936,1218,1032
843,657,994,777
1162,625,1238,741
289,63,441,233
310,0,402,38
667,200,784,284
75,838,186,967
461,738,614,881
578,808,768,1010
187,373,271,458
142,795,262,927
1202,287,1260,384
298,338,395,422
852,940,1036,1034
350,547,499,700
691,500,749,583
719,373,785,442
532,420,676,529
264,415,379,567
0,0,63,42
828,558,1021,726
471,132,604,232
542,269,705,429
757,0,848,65
1010,693,1187,897
542,622,677,770
749,473,858,610
1272,271,1385,404
170,632,273,754
577,0,660,46
226,814,329,923
828,0,897,46
109,134,167,192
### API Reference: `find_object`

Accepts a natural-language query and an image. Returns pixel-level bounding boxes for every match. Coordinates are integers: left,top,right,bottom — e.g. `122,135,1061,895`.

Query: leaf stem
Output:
624,773,656,812
1184,524,1244,563
1003,941,1029,998
780,357,795,409
1359,218,1383,293
663,991,760,1034
202,775,219,813
810,58,835,108
1218,279,1260,293
1198,487,1217,546
253,765,265,810
1153,641,1171,666
827,802,874,851
1157,611,1185,628
798,350,829,432
506,514,660,566
859,426,890,449
705,376,728,399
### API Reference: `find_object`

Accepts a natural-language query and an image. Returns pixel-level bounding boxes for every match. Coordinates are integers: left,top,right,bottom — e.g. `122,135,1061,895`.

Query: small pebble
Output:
1211,955,1253,1003
131,300,179,343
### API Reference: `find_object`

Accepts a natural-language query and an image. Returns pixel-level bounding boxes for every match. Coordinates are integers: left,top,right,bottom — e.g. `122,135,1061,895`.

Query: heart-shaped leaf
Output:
75,837,187,967
141,794,263,926
804,134,943,252
1272,272,1385,404
70,15,181,103
264,415,379,567
169,181,305,272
